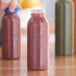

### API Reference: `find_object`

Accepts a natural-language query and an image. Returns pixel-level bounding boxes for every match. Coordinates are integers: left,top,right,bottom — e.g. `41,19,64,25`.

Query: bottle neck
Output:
5,12,16,15
31,9,46,18
4,6,19,14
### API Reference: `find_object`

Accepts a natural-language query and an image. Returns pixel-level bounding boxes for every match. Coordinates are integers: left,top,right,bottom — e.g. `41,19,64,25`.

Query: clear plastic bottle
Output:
2,7,20,60
55,0,74,55
27,10,49,70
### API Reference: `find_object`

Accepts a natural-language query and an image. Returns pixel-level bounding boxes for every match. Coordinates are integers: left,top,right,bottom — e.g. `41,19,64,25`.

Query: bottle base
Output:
2,57,20,60
56,52,73,56
27,68,48,71
27,67,48,71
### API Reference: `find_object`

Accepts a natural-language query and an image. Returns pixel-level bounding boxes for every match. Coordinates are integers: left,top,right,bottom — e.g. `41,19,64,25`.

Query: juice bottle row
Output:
1,0,76,70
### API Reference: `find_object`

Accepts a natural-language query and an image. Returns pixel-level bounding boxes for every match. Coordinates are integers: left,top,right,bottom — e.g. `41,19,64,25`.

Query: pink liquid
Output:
2,13,20,60
27,10,48,70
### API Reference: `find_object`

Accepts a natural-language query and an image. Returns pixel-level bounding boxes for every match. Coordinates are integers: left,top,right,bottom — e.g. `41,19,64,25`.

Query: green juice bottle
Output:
55,0,74,55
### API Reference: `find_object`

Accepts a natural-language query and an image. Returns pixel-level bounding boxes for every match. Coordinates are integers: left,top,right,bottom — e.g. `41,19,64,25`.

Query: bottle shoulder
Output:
56,1,73,5
56,1,74,8
28,16,48,27
2,13,20,21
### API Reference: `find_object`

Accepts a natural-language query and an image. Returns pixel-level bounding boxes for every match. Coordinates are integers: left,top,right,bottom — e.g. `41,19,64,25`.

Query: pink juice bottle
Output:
2,7,20,60
27,9,49,70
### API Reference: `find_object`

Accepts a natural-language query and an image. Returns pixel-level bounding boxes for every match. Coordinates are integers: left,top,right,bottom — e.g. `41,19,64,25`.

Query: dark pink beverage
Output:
27,10,49,70
2,8,20,60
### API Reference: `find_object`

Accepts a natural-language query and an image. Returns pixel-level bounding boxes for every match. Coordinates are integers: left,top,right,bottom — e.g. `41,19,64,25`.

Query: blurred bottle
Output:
27,9,49,70
55,0,74,55
20,0,41,9
2,7,20,60
0,11,4,46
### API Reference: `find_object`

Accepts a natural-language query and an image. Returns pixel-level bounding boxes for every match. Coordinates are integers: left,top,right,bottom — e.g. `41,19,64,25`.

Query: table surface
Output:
0,29,75,76
0,41,75,76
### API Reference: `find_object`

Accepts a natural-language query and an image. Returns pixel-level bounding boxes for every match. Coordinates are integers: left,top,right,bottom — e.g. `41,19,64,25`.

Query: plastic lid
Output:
4,6,19,13
31,9,46,14
31,9,46,17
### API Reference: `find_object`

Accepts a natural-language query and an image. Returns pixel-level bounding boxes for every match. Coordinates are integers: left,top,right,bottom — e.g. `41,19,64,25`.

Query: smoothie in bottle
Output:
2,7,20,60
27,10,49,70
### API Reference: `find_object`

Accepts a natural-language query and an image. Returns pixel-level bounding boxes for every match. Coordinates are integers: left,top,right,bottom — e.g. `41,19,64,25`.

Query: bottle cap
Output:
4,6,19,13
31,9,46,17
